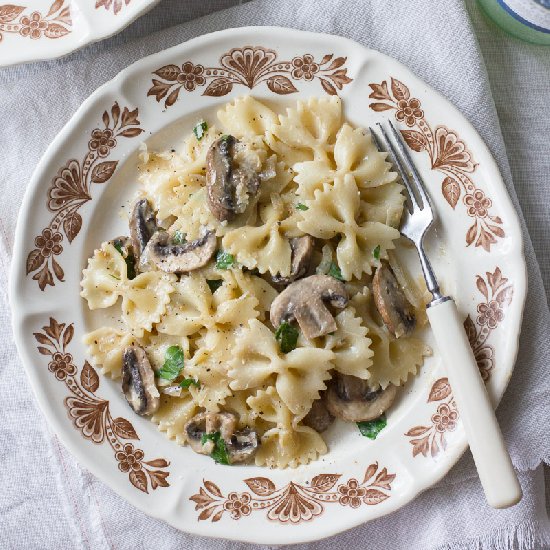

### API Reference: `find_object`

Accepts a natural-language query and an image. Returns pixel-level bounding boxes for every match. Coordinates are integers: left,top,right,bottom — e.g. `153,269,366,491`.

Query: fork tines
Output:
369,120,433,217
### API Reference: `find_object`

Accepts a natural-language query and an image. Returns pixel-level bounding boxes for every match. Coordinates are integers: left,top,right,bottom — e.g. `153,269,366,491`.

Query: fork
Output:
370,121,522,509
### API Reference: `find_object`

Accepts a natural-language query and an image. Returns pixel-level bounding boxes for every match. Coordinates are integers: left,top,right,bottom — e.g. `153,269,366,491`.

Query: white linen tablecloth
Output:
1,1,549,549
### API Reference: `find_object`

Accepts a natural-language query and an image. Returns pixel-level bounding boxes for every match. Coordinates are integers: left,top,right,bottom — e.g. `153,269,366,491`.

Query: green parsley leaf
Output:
180,377,200,389
373,245,381,261
357,415,387,440
220,134,230,143
201,431,230,465
206,279,223,293
328,262,344,282
173,230,187,245
296,203,309,211
275,322,299,354
113,240,136,279
193,120,208,141
216,250,235,270
157,345,184,381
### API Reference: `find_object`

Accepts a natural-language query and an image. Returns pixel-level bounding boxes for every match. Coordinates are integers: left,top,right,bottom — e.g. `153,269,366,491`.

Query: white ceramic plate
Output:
10,27,527,544
0,0,159,67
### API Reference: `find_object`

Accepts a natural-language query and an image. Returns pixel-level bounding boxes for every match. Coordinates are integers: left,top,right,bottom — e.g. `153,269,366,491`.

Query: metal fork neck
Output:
416,241,448,306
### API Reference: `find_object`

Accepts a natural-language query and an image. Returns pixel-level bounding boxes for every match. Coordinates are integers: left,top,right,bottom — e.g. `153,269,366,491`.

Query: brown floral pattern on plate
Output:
405,267,513,458
147,46,353,108
26,102,144,291
0,1,71,41
95,0,132,15
190,463,395,523
368,78,505,252
34,317,170,493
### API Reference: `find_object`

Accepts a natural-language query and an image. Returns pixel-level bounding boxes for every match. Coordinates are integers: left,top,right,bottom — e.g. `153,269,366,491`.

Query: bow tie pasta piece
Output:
121,271,176,336
334,124,397,189
351,289,431,389
80,242,176,334
268,96,342,166
156,274,212,336
138,150,205,221
222,200,293,277
307,307,374,379
142,332,190,372
298,175,400,280
228,319,334,419
224,390,262,430
80,242,128,309
151,392,199,446
226,269,278,320
247,387,327,468
170,188,220,240
358,181,406,228
293,124,398,200
185,340,234,412
256,160,295,204
83,327,137,379
217,95,278,140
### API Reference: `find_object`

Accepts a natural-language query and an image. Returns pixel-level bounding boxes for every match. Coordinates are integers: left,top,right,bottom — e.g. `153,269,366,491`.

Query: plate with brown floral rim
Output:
0,0,160,67
9,26,527,544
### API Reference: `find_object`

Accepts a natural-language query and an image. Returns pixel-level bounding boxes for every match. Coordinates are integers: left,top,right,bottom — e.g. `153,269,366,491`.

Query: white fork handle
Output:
426,298,522,509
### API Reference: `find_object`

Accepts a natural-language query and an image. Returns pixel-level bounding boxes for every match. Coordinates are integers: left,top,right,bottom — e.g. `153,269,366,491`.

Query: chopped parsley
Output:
113,240,136,279
373,245,381,261
328,262,344,282
201,431,230,465
357,415,387,440
275,322,299,353
173,230,187,245
296,203,309,211
220,134,231,143
216,250,235,270
206,279,223,293
180,377,200,389
193,120,208,141
157,345,184,381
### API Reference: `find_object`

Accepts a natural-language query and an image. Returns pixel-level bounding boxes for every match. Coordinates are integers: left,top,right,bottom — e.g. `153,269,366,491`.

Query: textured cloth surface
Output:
1,1,549,549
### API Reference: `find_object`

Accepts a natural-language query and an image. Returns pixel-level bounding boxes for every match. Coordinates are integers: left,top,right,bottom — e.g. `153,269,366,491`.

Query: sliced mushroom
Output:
270,274,348,339
130,199,158,263
206,135,260,222
143,230,216,273
272,235,315,285
122,345,160,416
227,428,259,463
303,393,334,432
326,373,398,422
184,412,259,464
372,262,416,338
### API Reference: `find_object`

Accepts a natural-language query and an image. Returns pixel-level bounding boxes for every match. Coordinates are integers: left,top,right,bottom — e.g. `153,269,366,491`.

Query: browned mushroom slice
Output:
206,135,260,222
184,412,259,464
325,373,398,422
270,274,348,339
130,199,158,263
272,235,315,285
303,392,334,432
143,230,216,273
372,262,416,338
122,345,160,416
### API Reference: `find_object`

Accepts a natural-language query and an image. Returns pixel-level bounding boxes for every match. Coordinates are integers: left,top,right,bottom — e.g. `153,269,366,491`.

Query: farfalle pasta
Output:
80,96,431,469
